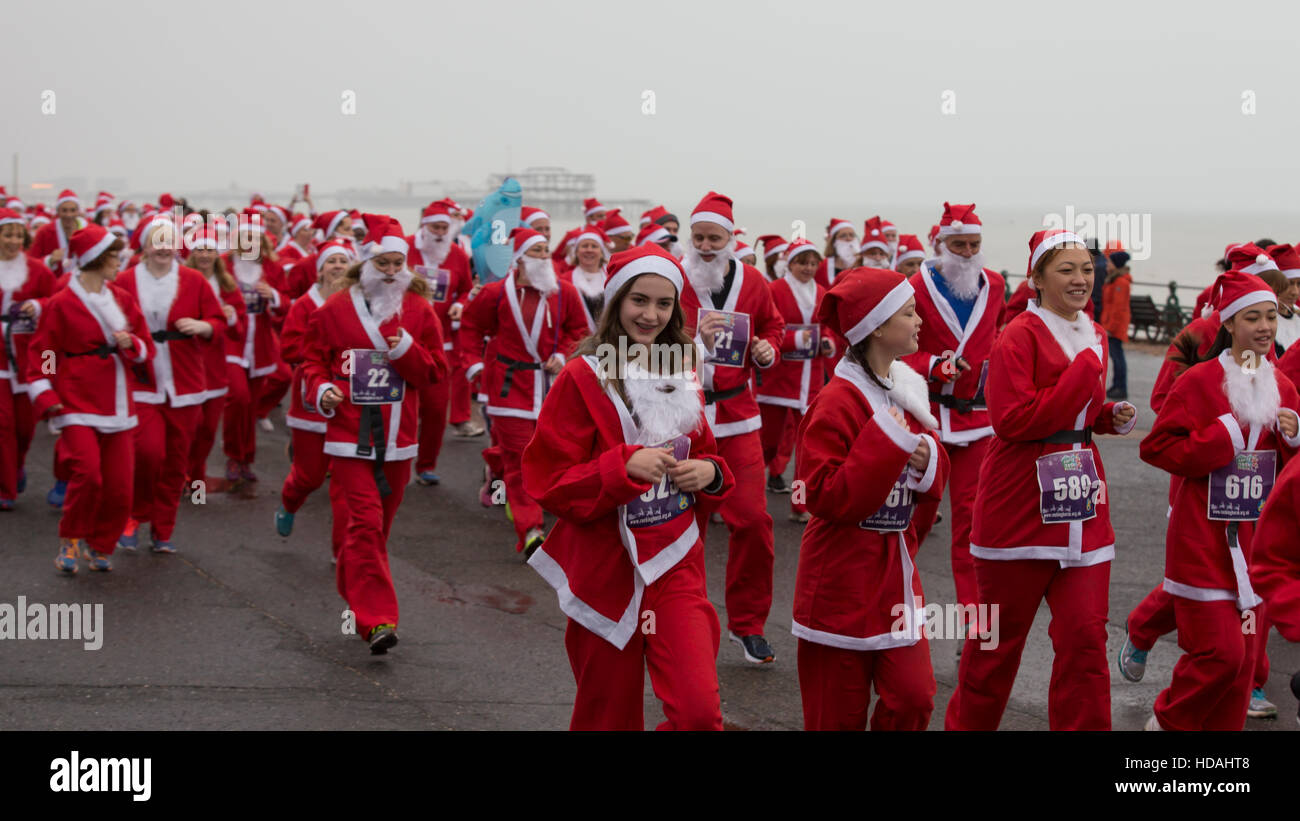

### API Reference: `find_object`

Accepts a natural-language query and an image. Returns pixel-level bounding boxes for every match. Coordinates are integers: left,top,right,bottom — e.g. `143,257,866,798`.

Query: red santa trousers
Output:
1252,611,1270,691
329,456,410,637
254,360,292,421
758,404,805,514
58,425,135,555
187,395,225,484
797,637,936,730
416,377,450,474
707,430,775,637
281,428,344,559
449,352,472,426
221,364,254,464
0,388,35,500
564,545,722,731
131,404,202,541
1126,583,1177,651
1152,598,1260,730
946,557,1111,730
483,415,544,549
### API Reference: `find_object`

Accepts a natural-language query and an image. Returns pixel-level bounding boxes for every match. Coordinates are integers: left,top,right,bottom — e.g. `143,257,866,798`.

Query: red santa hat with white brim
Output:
0,208,23,228
289,214,313,236
361,214,408,258
421,201,455,225
603,244,684,303
783,238,820,263
826,217,853,241
316,240,355,271
1214,270,1277,320
1024,229,1088,290
816,267,915,345
520,206,550,226
187,226,220,251
1266,244,1300,280
757,234,788,260
636,224,673,246
690,191,735,233
893,235,926,268
511,227,547,263
1228,243,1280,276
583,198,606,217
70,224,119,268
860,216,889,253
314,210,348,238
602,208,634,237
56,189,81,208
937,202,981,237
574,225,608,249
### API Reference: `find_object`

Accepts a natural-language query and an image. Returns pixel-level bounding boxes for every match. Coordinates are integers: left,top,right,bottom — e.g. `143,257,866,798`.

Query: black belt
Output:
151,329,188,343
929,391,986,415
704,385,745,405
1040,429,1092,445
496,353,542,398
355,404,392,497
65,344,115,359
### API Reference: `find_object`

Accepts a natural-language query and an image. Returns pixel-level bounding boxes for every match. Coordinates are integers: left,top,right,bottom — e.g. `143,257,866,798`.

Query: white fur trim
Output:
387,328,414,360
845,279,915,344
690,211,734,232
1218,290,1277,321
603,255,683,302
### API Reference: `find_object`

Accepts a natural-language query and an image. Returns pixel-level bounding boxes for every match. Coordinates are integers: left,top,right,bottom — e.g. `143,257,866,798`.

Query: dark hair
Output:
1255,238,1277,248
0,221,31,250
846,336,892,391
1199,326,1233,363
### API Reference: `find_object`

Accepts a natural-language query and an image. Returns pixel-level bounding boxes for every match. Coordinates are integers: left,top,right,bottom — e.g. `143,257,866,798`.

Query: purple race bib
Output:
625,436,695,529
416,265,450,303
786,324,819,362
859,469,915,532
1035,449,1102,524
7,303,35,334
698,309,751,368
348,349,405,405
1208,450,1276,521
240,283,266,315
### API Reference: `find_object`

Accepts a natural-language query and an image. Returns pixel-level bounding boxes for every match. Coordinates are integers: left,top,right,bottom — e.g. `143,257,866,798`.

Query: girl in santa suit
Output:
945,230,1138,731
521,244,736,730
459,228,589,556
793,267,950,731
221,216,291,489
25,225,154,572
302,216,447,653
275,240,354,553
183,227,246,492
562,225,609,333
0,209,56,509
115,220,226,553
814,217,858,289
1139,270,1300,730
275,213,316,278
755,239,838,523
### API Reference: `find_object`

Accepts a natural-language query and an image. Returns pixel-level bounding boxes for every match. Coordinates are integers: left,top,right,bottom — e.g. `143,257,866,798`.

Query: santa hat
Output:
927,224,941,249
520,206,550,226
880,218,897,235
56,189,80,208
783,238,820,264
573,225,609,250
636,223,674,246
641,205,675,227
1267,244,1300,280
511,227,547,263
0,208,23,228
602,208,634,237
265,204,287,224
1214,270,1277,320
361,214,408,257
1022,229,1087,290
116,199,135,213
893,235,926,268
250,194,265,205
314,210,348,238
1223,242,1245,266
758,234,789,260
107,218,128,238
690,191,735,233
552,227,582,265
29,213,50,229
826,217,854,241
186,225,221,251
733,240,755,261
937,202,981,237
1227,243,1279,276
421,201,455,225
583,198,606,217
860,216,889,253
70,224,119,268
92,193,114,218
288,213,313,237
815,267,915,345
238,208,266,237
316,239,355,271
603,243,684,303
133,214,176,251
349,210,366,233
5,197,23,211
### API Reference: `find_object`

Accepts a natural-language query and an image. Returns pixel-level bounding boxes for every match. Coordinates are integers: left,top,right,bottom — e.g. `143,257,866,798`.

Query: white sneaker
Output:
258,417,273,432
1144,713,1163,731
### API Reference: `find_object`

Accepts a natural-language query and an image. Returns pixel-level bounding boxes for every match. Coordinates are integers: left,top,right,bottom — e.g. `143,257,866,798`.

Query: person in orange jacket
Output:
1102,250,1132,399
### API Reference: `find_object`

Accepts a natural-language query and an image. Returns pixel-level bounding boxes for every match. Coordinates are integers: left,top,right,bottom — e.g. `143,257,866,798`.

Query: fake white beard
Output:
1223,356,1281,431
570,266,605,300
682,236,735,294
668,240,685,259
416,228,451,266
136,262,180,332
0,255,27,292
937,247,985,301
232,255,263,286
81,282,128,333
521,255,559,295
360,259,413,325
834,239,859,268
121,212,140,232
623,361,703,445
786,271,817,317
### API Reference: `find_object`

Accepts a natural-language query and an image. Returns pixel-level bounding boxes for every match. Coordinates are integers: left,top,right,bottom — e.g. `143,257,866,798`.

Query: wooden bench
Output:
1129,294,1164,341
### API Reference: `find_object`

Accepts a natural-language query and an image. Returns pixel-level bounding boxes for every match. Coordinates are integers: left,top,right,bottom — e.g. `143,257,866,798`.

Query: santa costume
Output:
28,189,88,275
560,224,609,332
793,268,950,730
945,229,1137,731
521,245,736,730
814,217,858,289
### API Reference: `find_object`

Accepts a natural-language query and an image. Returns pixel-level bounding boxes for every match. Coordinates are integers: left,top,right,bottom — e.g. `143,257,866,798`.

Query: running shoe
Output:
452,421,485,437
239,464,258,483
47,479,67,509
729,632,775,664
81,543,113,571
479,466,495,507
55,539,80,574
788,510,810,523
368,624,398,654
1291,671,1300,728
225,459,242,484
151,539,176,555
258,417,273,432
1144,713,1163,731
1247,688,1277,719
118,518,141,551
416,471,440,486
275,506,294,537
0,498,13,511
524,528,544,559
767,474,791,493
1117,621,1148,683
504,501,514,522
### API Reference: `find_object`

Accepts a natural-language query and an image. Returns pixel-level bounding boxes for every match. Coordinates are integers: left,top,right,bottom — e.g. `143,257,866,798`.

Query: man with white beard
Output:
678,191,786,665
901,202,1007,646
814,217,859,289
406,202,480,478
460,228,589,557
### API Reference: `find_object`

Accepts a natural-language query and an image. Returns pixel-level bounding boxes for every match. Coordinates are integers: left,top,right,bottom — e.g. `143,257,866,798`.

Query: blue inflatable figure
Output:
462,177,522,283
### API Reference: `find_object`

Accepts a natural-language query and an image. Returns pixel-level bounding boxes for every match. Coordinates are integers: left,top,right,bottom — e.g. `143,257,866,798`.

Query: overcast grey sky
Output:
6,0,1300,217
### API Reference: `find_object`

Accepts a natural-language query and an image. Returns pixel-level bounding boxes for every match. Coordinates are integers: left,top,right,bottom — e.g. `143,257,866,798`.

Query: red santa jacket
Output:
222,253,289,377
302,286,447,462
1250,453,1300,642
1140,352,1300,608
559,267,608,333
28,218,87,274
680,260,785,439
281,284,329,433
277,240,313,272
196,274,247,399
793,357,950,650
970,301,1134,565
25,275,154,432
459,274,588,421
406,240,473,354
1280,341,1300,388
813,255,849,290
521,355,735,649
1,256,57,392
899,263,1006,444
117,262,227,407
755,274,834,412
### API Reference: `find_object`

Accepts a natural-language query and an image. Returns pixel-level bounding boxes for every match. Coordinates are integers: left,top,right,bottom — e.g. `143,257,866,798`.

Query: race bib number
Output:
698,309,750,367
348,349,405,405
625,436,694,529
1208,450,1276,521
859,469,915,532
1035,449,1102,524
786,324,819,361
6,303,35,334
240,283,266,315
415,265,450,303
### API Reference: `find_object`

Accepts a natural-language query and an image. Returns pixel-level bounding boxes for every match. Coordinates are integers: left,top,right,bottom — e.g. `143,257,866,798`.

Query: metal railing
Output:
1002,271,1204,337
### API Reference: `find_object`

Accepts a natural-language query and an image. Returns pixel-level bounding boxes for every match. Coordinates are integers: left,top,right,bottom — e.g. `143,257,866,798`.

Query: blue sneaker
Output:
0,498,13,511
416,471,440,486
118,518,140,551
1118,623,1148,683
80,543,113,571
275,506,294,537
1247,688,1277,719
54,539,80,574
17,468,26,494
151,539,176,554
47,479,67,509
